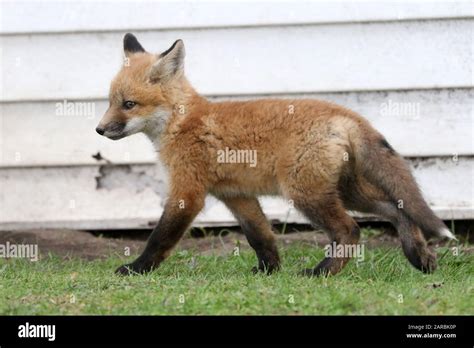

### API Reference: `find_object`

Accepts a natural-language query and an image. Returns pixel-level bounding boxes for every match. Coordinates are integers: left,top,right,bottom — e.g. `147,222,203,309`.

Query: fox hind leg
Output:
220,196,280,274
398,216,437,273
290,190,361,276
340,178,437,273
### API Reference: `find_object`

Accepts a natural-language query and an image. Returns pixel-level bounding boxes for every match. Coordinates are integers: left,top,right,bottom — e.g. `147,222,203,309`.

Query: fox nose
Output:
96,127,105,135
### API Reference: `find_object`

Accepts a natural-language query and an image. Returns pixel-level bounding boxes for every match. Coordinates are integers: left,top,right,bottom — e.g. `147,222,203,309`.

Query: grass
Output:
0,241,472,315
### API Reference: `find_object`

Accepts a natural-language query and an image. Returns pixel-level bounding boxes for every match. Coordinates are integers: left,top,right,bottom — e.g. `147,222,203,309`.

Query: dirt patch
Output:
0,230,144,260
0,229,465,260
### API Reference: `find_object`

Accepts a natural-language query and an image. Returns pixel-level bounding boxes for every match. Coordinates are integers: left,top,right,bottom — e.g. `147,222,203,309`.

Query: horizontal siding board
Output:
1,89,472,167
1,19,472,101
0,157,472,230
2,207,473,231
1,1,472,34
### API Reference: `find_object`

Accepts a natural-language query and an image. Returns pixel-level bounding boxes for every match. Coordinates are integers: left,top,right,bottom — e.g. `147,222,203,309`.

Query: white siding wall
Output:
0,0,473,230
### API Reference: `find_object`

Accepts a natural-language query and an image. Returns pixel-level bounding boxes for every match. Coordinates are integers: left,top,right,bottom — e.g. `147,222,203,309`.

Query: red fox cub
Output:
97,34,455,276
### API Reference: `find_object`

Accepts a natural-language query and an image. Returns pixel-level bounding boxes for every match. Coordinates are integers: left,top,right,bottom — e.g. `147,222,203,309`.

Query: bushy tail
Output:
356,136,456,240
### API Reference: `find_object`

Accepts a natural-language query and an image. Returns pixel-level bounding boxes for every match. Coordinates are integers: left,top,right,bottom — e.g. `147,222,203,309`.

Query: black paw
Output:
300,258,333,277
299,268,316,277
299,268,331,277
420,251,437,274
403,246,438,274
115,262,151,276
251,263,280,275
412,249,437,274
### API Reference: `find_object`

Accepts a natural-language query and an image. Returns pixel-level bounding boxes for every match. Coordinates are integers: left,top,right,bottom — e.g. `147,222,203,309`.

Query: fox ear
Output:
149,40,185,82
123,33,145,56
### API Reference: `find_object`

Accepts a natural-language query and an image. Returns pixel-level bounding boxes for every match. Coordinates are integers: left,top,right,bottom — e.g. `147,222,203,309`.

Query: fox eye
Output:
123,101,137,110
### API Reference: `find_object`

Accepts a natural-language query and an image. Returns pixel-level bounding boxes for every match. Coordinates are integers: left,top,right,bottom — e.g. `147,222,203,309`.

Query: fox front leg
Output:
116,189,205,276
219,196,280,274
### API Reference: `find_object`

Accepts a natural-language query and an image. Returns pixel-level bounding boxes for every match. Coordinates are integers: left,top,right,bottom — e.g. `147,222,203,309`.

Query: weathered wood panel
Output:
1,19,472,101
1,89,472,167
0,157,472,230
1,1,472,34
0,1,472,229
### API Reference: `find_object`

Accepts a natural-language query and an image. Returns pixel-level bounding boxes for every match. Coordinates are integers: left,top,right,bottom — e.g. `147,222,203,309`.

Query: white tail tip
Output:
439,228,457,241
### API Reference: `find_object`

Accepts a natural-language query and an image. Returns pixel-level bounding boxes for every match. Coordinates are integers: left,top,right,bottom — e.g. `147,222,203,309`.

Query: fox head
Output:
96,33,187,141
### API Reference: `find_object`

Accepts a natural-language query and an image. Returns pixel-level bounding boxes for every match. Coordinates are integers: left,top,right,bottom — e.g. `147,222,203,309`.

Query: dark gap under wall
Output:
88,220,473,243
